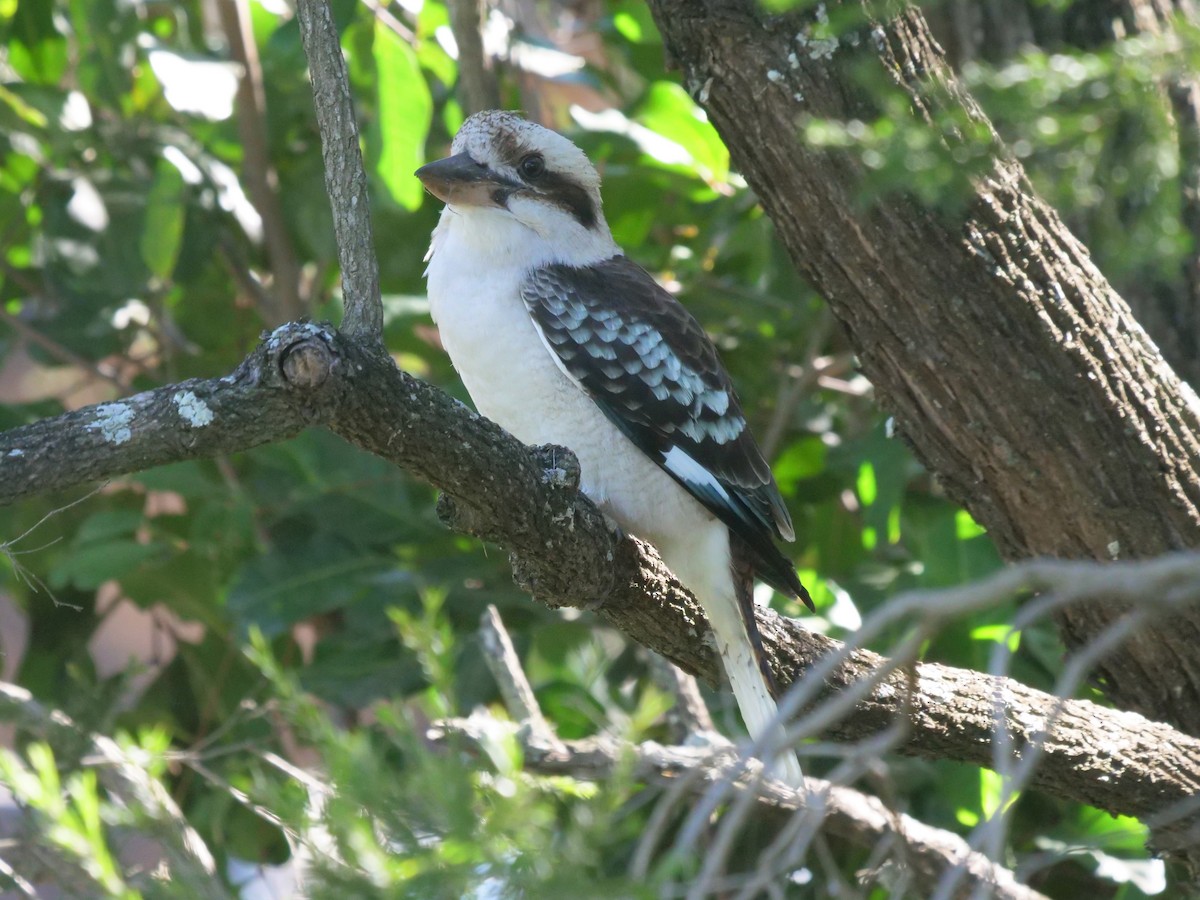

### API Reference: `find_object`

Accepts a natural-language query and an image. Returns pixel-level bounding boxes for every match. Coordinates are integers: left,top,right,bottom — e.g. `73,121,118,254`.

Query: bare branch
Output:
448,0,501,115
0,682,227,898
645,0,1200,740
430,712,1049,900
0,327,1197,851
294,0,384,339
0,323,332,506
650,656,718,742
1,302,1198,876
479,605,560,748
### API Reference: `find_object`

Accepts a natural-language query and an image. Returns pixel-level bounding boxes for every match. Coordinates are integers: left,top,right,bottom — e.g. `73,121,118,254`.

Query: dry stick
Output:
478,605,560,749
471,605,1042,898
430,713,1048,900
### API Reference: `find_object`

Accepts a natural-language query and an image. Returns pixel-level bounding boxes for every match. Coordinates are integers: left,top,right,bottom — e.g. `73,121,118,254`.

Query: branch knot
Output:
265,321,338,390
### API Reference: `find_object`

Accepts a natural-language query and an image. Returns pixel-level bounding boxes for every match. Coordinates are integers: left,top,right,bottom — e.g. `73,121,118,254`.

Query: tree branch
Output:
463,604,1046,898
295,0,384,339
2,0,1197,880
0,322,332,506
1,336,1196,854
217,0,305,325
430,712,1048,900
478,604,560,749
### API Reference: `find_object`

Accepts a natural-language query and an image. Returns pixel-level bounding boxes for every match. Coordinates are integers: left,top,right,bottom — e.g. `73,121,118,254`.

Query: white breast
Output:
424,207,715,561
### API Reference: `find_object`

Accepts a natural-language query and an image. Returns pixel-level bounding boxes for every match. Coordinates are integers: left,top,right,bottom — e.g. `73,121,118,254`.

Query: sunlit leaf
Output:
370,22,432,210
146,47,239,120
956,509,987,539
633,81,729,182
970,623,1021,652
8,0,67,83
856,460,876,506
140,156,186,281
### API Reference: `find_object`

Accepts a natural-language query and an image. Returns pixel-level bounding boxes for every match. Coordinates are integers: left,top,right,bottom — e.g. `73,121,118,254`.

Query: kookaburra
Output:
417,110,810,786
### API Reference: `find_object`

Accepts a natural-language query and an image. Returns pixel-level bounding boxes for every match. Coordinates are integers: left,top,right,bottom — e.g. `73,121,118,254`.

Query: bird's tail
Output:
702,582,805,788
658,523,803,788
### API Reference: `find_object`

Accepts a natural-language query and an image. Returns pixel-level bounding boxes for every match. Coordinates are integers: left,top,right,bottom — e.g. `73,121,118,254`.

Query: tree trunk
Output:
646,0,1200,734
924,0,1200,385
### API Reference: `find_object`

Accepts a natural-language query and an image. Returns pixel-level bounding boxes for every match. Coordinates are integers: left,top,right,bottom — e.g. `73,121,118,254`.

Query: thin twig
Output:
0,853,41,899
359,0,416,44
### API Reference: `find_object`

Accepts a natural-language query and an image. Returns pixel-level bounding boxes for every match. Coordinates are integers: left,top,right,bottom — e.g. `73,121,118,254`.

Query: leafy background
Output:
0,0,1189,895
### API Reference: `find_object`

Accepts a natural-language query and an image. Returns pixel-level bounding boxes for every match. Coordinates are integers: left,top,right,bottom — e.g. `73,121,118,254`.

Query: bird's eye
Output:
519,154,545,180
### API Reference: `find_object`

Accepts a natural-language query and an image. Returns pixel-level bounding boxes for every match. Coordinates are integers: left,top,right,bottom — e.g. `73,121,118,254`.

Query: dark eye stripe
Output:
492,129,598,229
536,171,597,230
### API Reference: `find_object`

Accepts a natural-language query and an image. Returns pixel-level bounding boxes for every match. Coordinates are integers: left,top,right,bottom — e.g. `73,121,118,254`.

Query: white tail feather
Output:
704,582,805,788
658,523,804,789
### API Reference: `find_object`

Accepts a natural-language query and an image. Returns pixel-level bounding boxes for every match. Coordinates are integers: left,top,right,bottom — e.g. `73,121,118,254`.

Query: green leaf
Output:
971,623,1021,652
772,436,828,486
49,540,165,590
856,460,877,506
634,81,729,183
74,509,143,545
8,0,67,83
140,157,186,281
980,767,1019,819
227,534,392,637
370,22,431,210
955,508,987,539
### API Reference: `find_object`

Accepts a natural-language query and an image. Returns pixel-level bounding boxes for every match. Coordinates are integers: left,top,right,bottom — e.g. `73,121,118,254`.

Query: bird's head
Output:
417,111,613,256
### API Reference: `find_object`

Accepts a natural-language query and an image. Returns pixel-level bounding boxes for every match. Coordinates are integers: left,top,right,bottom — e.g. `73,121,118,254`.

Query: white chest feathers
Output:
423,208,711,553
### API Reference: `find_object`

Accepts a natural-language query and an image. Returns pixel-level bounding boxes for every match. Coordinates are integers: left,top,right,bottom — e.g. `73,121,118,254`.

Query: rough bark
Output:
645,0,1200,739
924,0,1200,386
0,323,323,506
295,0,384,339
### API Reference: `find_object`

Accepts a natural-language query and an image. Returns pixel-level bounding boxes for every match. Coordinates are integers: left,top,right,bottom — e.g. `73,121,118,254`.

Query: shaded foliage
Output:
0,0,1192,895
